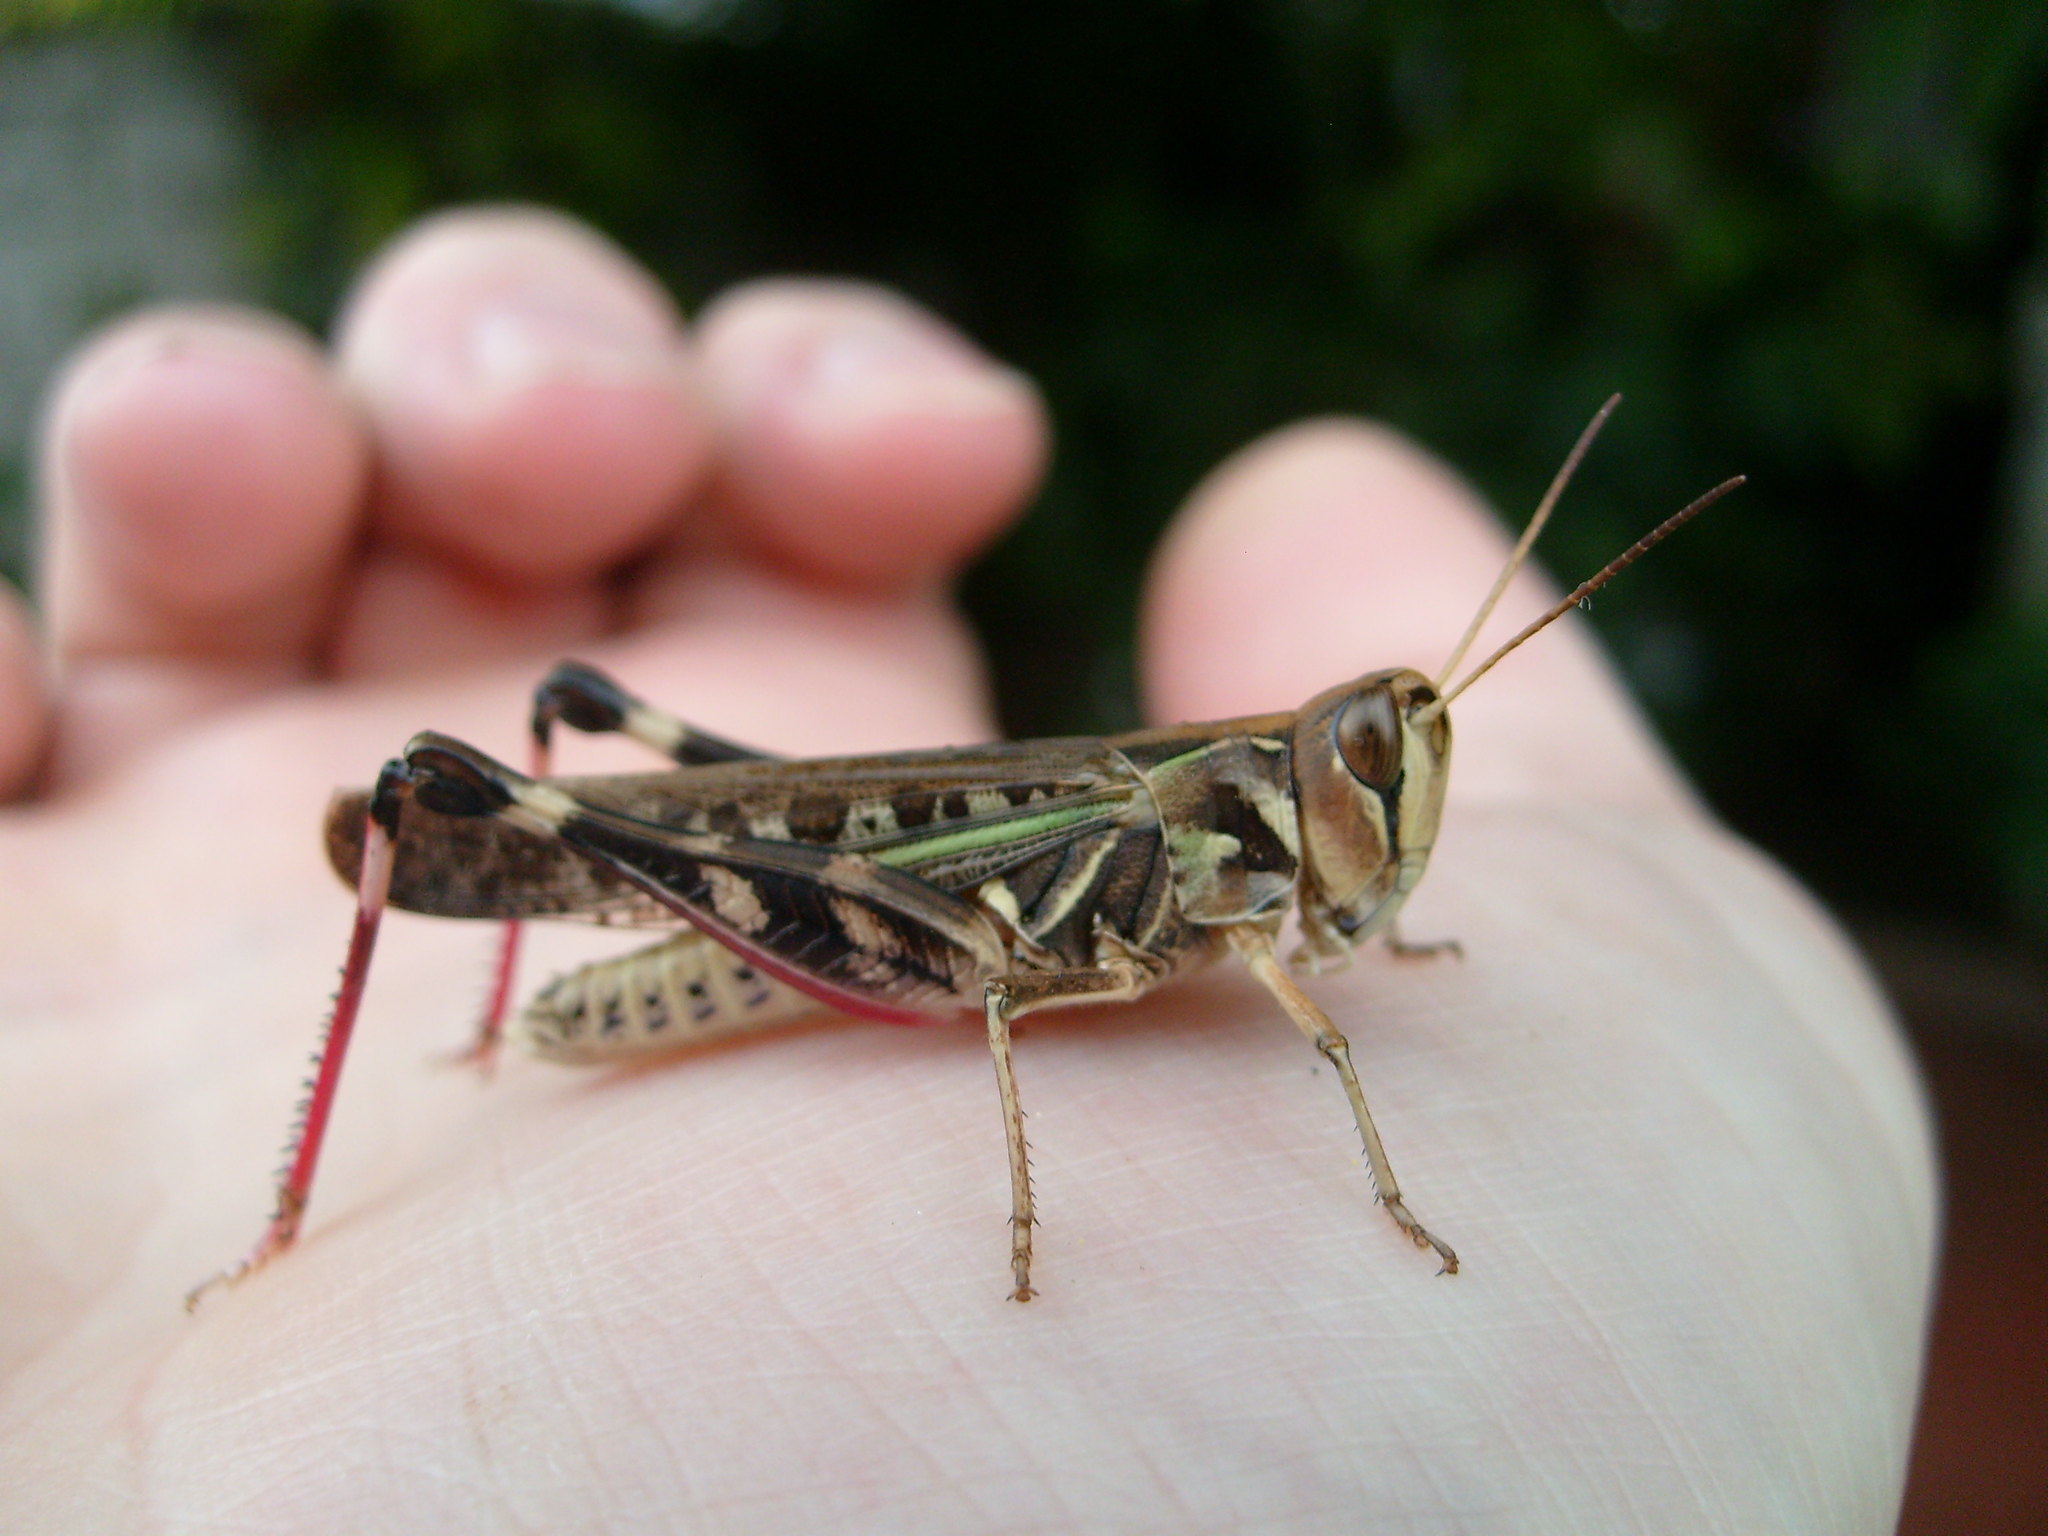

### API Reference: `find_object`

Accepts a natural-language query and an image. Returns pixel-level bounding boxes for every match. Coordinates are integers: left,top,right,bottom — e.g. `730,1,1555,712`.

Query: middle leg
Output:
982,960,1152,1301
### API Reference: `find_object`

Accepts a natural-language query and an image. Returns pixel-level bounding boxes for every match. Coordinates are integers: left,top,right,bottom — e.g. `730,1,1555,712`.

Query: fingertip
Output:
696,280,1047,589
42,307,368,658
1143,419,1500,720
338,207,715,587
0,578,49,799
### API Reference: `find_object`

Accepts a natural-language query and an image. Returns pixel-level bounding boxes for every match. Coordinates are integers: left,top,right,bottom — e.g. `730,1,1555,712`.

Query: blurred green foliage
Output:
1922,602,2048,934
0,0,185,34
17,0,2048,943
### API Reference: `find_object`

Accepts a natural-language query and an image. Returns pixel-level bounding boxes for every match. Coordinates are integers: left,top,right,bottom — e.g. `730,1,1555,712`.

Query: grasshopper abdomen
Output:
515,932,817,1064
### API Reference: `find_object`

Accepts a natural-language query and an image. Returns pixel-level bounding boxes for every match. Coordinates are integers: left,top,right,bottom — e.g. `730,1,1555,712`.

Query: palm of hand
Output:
0,212,1931,1534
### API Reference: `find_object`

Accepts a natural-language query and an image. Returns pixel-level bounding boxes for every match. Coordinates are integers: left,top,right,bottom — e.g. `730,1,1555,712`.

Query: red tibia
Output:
460,919,523,1070
187,795,398,1310
281,817,394,1218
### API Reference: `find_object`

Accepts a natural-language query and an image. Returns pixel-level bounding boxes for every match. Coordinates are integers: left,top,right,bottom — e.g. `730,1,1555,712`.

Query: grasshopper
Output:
190,398,1738,1307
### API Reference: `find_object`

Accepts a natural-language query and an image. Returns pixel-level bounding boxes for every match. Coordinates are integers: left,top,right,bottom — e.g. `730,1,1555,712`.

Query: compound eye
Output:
1334,686,1403,790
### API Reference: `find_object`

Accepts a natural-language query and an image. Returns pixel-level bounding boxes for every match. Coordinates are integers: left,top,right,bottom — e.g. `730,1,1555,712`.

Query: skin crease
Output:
0,209,1933,1535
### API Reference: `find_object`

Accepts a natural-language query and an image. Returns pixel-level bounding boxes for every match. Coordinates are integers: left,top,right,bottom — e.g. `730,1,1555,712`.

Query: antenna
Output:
1434,394,1622,690
1412,474,1746,723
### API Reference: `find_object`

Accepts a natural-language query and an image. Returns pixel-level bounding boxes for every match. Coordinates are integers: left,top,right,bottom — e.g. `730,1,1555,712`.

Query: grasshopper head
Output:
1289,668,1450,967
1277,400,1740,972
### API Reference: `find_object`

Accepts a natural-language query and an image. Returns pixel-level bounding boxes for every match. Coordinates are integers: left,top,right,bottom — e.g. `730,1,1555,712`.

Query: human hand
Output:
0,209,1932,1534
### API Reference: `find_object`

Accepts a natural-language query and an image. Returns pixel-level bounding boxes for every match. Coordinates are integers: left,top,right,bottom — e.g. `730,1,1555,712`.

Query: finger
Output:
40,308,369,666
37,307,369,779
336,207,714,589
0,579,49,799
687,280,1046,590
1140,419,1691,809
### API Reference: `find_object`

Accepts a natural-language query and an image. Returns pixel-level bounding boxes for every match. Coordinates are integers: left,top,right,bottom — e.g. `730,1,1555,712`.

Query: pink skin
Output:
0,209,1931,1533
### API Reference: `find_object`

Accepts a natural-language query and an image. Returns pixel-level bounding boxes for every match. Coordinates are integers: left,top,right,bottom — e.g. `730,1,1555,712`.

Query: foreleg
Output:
1229,925,1458,1274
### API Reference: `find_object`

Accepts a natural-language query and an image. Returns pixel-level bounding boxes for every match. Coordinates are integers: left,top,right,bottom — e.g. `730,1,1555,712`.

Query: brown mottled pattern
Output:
326,791,669,923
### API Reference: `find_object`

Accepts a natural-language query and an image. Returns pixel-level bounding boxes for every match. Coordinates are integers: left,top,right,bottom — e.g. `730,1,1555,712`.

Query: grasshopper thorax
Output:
1290,668,1450,967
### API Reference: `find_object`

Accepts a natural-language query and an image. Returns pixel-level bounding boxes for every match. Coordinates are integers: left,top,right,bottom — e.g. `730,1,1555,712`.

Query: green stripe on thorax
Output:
866,801,1117,870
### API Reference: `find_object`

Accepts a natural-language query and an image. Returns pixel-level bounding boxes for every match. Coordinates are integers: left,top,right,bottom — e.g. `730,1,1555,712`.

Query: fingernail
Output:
458,292,685,400
65,322,291,412
790,326,1036,431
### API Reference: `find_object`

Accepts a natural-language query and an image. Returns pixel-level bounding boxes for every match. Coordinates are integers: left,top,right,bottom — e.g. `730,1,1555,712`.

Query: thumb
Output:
1140,419,1692,812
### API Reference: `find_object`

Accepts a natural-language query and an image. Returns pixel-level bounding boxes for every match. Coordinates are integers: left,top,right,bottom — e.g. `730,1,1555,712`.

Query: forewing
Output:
330,736,1149,921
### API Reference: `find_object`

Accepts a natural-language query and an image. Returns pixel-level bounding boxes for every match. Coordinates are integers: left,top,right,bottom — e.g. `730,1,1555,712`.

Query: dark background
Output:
4,2,2045,1527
